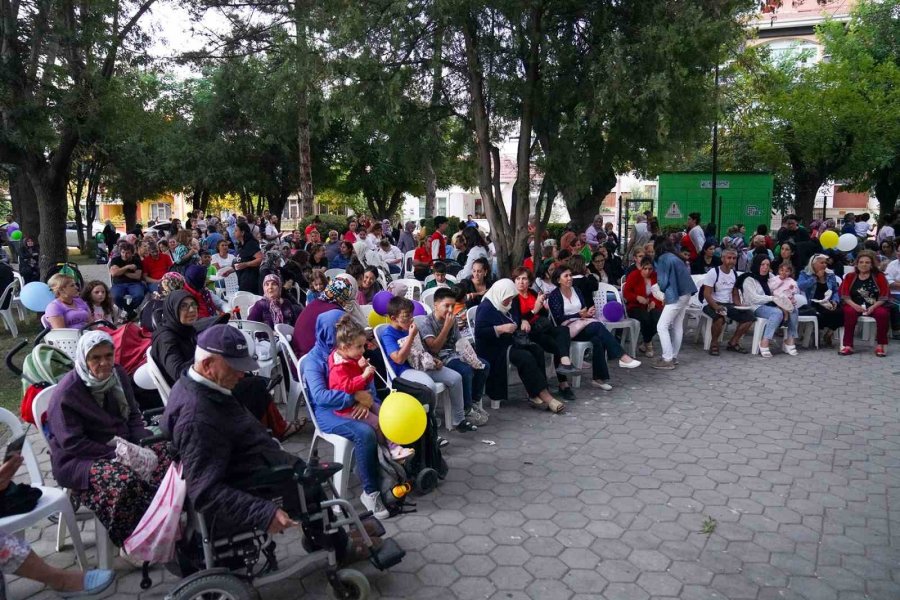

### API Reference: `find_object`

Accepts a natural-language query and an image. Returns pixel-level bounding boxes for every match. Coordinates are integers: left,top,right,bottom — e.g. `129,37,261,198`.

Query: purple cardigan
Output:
47,366,151,490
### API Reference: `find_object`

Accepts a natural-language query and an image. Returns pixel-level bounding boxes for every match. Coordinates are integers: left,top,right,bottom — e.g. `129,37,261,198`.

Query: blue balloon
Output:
20,282,55,313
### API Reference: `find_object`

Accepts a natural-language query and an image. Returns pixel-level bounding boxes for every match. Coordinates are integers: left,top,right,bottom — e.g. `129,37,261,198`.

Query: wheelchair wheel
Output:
415,468,439,495
169,573,257,600
326,568,371,600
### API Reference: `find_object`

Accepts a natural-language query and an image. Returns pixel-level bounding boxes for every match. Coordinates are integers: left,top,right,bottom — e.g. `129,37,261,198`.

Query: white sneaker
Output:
591,380,613,391
618,358,641,369
471,404,490,424
360,491,390,520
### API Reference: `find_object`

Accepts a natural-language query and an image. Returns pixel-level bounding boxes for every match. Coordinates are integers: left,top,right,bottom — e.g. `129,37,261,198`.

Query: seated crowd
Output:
22,207,898,586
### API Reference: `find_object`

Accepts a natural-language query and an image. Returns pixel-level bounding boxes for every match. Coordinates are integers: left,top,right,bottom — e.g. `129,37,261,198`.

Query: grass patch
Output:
0,316,47,414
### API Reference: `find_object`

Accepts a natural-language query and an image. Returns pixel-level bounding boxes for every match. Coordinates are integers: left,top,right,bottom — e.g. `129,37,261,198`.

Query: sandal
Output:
726,343,748,354
546,398,566,414
529,398,549,411
875,345,887,357
709,346,720,356
280,418,309,440
839,346,854,356
759,346,772,358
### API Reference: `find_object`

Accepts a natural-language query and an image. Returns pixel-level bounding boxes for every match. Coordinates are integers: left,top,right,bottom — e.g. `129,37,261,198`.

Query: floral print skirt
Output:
72,443,173,547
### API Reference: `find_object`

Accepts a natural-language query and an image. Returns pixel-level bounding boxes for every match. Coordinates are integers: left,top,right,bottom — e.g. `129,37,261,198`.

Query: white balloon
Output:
837,233,858,252
133,364,156,390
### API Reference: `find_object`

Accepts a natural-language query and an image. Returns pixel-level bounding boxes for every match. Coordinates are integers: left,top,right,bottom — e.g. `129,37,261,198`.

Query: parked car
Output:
65,221,105,247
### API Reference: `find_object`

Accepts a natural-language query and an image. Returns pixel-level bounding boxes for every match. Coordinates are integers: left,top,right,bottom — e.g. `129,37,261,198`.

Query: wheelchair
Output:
138,445,405,600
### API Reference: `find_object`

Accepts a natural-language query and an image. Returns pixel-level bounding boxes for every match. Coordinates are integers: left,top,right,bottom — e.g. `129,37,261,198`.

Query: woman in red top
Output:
509,267,578,401
838,249,891,357
412,233,432,281
622,257,663,357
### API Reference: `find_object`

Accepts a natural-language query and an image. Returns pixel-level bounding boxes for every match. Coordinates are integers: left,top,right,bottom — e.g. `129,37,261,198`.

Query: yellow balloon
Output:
820,230,838,249
368,310,390,327
379,391,427,445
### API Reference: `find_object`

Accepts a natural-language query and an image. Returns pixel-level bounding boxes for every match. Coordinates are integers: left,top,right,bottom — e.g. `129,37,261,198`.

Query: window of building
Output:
437,197,447,217
764,39,819,67
419,198,426,218
150,203,171,222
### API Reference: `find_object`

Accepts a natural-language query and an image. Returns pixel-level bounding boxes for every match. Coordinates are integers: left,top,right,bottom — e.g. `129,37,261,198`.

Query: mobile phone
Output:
4,425,30,461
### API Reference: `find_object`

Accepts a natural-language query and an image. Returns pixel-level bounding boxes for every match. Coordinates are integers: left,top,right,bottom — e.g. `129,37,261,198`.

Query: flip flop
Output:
726,344,748,354
280,417,309,440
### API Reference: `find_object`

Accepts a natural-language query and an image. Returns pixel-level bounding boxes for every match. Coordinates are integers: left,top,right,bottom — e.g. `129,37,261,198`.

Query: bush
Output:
298,214,351,239
544,223,571,242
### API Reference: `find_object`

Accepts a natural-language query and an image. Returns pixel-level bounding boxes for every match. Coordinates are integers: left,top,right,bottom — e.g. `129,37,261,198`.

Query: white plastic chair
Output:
42,329,81,359
221,273,240,302
547,311,590,389
795,294,819,349
0,278,20,337
325,268,346,280
273,324,302,421
10,273,25,321
400,250,416,279
359,304,374,325
464,306,479,341
298,356,353,501
373,324,451,430
0,407,90,569
423,274,458,287
420,287,438,311
393,279,423,301
29,389,116,568
229,320,278,375
229,291,262,320
144,348,172,405
594,283,639,356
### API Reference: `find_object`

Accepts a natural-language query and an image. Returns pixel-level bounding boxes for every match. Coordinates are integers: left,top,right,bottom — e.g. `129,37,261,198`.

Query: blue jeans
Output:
388,264,401,274
754,305,799,341
111,282,146,312
444,357,490,411
573,322,624,382
329,419,380,494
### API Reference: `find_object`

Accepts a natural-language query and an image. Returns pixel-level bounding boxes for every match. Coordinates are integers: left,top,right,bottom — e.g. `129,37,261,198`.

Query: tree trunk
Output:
423,158,437,219
85,160,104,241
792,170,824,224
123,197,138,233
28,168,69,278
423,24,444,219
366,190,405,221
9,168,40,241
462,16,514,276
70,163,87,249
268,192,289,222
564,169,617,232
873,164,900,216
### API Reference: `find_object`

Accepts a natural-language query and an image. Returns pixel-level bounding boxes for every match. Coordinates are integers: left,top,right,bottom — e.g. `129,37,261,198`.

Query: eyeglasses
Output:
180,303,199,312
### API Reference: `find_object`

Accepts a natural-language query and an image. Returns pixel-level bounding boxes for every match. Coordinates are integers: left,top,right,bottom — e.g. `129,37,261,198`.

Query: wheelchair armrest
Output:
237,464,296,489
139,433,168,447
142,407,165,419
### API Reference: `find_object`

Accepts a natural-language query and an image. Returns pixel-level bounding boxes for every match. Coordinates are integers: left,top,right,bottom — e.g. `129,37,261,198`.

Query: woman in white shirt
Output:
458,227,490,280
210,239,236,275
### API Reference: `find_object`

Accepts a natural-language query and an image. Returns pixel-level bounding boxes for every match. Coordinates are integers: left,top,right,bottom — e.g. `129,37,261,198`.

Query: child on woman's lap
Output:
328,315,414,461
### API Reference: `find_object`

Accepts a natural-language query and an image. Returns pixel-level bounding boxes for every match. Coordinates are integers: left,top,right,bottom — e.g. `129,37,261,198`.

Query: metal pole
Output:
711,61,720,227
822,194,827,221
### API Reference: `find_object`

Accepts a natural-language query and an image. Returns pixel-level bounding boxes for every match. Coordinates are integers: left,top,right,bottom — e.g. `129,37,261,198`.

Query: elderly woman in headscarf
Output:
47,331,173,546
292,274,367,357
249,274,302,329
183,264,225,319
140,271,185,330
473,279,566,414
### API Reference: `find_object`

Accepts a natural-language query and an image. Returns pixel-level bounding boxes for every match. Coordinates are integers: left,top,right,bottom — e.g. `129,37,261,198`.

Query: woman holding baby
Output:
739,255,800,358
797,254,844,347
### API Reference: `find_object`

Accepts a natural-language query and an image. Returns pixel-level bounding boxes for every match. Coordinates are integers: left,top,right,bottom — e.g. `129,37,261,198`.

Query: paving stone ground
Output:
7,300,900,599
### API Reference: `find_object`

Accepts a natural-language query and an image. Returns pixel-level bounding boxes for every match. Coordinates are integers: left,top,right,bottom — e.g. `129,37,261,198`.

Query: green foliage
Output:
544,224,571,243
299,214,350,238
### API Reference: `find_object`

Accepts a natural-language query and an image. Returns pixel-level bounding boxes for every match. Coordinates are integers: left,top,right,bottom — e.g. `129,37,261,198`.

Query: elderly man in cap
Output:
163,325,381,555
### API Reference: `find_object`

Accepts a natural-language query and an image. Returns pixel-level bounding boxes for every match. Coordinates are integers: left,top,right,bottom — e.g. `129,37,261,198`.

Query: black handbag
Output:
0,482,42,517
511,330,532,348
530,315,554,335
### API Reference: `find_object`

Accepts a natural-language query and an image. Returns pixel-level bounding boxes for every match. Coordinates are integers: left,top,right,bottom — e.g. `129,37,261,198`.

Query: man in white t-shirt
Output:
700,248,756,355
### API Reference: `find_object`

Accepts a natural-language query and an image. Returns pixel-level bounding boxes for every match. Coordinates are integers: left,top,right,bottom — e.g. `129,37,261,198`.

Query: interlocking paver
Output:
8,335,900,599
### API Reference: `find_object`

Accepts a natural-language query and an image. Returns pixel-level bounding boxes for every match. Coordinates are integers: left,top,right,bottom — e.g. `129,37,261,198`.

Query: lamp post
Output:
710,60,719,227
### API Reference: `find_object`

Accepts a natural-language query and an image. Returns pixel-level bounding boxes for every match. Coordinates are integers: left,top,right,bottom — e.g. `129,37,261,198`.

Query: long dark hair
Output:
654,235,675,258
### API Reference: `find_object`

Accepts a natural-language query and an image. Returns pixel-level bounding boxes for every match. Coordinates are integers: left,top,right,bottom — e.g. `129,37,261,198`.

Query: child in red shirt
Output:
328,315,413,461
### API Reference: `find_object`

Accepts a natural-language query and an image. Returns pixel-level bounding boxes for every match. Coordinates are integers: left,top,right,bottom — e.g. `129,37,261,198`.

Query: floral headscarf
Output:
263,273,288,325
74,330,128,417
320,274,367,327
159,272,185,297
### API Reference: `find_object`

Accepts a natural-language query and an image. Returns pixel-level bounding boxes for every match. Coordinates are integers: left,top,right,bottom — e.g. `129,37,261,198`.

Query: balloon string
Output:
366,358,394,392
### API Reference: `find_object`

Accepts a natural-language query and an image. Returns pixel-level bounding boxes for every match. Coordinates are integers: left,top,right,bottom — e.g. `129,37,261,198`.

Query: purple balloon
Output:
412,300,427,317
602,301,625,322
373,290,393,315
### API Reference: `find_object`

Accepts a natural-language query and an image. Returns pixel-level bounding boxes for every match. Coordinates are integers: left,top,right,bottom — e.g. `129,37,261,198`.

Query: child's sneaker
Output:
390,445,415,461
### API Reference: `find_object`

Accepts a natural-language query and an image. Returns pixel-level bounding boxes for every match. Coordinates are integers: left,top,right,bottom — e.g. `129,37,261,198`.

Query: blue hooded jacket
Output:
300,309,378,432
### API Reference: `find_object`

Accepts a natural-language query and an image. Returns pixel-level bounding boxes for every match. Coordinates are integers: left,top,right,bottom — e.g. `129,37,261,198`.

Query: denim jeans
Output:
328,419,379,494
398,367,466,427
754,305,798,341
111,282,146,312
444,357,490,410
573,322,624,382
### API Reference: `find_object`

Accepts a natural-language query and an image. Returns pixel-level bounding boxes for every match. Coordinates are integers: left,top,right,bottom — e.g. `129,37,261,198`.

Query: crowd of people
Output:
5,205,897,591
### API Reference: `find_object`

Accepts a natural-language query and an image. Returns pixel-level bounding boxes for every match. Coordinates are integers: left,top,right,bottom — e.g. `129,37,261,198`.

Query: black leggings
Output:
509,342,549,397
528,323,571,383
630,307,662,343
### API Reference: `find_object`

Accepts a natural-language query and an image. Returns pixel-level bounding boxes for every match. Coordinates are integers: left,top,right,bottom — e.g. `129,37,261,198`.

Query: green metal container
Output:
657,172,774,238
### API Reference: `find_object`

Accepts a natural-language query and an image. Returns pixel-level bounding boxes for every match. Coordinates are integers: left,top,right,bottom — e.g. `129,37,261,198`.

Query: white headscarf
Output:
482,279,518,314
74,330,128,417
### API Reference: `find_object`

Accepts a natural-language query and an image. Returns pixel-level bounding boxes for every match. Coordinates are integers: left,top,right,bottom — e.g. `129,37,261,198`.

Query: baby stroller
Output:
94,232,109,264
137,435,404,600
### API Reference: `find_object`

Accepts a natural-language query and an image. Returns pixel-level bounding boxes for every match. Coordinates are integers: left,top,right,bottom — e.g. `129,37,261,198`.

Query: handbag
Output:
124,462,186,563
0,482,42,517
564,318,595,339
530,315,553,335
511,330,532,348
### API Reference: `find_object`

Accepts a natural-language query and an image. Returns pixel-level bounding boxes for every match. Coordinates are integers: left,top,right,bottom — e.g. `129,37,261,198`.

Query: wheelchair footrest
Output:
370,538,405,570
